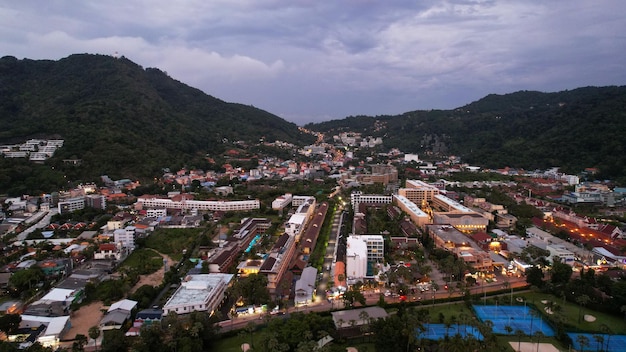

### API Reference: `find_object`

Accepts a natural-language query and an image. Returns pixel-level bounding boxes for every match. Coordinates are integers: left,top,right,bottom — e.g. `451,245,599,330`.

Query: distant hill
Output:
0,54,314,194
306,86,626,182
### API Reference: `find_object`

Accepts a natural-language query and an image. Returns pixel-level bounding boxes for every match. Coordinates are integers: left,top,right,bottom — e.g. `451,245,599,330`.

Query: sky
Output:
1,1,625,125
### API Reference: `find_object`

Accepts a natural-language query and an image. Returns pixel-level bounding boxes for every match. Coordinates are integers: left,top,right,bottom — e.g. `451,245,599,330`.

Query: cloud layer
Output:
2,1,625,124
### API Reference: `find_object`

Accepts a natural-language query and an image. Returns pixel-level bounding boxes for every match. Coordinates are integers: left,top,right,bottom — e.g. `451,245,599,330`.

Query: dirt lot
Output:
65,301,105,340
64,252,176,341
129,253,176,293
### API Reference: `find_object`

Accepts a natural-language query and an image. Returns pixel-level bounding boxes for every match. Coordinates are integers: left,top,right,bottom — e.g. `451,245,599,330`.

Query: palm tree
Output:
621,305,626,321
72,334,87,352
534,331,544,352
504,325,513,336
444,321,452,337
88,326,101,352
576,294,591,323
503,280,513,305
515,329,525,352
245,321,256,348
459,312,468,334
600,323,612,351
337,318,345,337
577,334,590,352
592,334,604,352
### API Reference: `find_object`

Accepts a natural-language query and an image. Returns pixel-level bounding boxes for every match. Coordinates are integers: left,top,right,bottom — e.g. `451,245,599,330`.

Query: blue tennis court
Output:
473,305,555,337
416,324,484,340
567,333,626,352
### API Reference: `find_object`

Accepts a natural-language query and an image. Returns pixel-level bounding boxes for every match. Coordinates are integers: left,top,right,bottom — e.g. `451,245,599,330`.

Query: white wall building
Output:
163,274,233,316
57,197,85,214
350,192,393,209
404,154,420,163
145,208,167,218
272,193,293,210
294,267,318,306
114,226,136,249
546,244,576,264
137,196,260,212
346,236,368,280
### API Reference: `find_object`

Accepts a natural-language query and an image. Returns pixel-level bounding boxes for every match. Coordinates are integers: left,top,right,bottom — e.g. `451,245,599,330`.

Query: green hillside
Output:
307,86,626,182
0,54,314,194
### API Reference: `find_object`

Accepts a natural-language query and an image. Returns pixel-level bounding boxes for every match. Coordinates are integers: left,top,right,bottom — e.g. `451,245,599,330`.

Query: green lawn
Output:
518,292,626,334
119,248,164,275
212,330,376,352
144,227,203,261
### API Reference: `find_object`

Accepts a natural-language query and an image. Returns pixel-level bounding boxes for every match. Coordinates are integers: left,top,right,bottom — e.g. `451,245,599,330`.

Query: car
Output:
384,290,391,297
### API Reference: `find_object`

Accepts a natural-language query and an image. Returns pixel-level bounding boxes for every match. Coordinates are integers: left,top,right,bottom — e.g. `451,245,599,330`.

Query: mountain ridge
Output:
306,85,626,182
1,53,625,195
0,54,314,194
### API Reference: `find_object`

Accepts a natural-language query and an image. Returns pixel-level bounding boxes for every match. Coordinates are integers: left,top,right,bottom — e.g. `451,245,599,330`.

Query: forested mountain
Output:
306,86,626,182
0,54,314,194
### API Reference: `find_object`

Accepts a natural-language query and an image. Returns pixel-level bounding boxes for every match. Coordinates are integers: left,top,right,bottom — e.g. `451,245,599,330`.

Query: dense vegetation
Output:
0,54,314,193
306,86,626,183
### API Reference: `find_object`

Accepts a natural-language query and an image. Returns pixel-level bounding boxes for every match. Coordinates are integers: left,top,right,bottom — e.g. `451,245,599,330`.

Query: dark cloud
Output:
1,1,624,124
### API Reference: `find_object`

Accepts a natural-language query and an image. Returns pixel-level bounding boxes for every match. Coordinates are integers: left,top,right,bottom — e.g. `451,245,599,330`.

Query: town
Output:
0,131,625,352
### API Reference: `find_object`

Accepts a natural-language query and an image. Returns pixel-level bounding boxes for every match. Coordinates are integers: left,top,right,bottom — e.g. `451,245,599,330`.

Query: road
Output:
218,276,529,333
317,207,344,296
16,209,58,241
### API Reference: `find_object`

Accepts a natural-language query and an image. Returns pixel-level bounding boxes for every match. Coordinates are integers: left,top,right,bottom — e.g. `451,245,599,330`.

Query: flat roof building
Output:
162,273,233,316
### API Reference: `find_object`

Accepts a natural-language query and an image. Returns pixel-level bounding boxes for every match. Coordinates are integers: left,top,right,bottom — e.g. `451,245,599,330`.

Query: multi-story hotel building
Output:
259,233,297,296
136,195,260,212
350,191,393,209
393,195,431,229
399,179,440,207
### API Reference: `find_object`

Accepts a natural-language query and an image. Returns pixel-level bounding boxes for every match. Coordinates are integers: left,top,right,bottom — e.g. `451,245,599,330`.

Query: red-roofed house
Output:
94,243,122,261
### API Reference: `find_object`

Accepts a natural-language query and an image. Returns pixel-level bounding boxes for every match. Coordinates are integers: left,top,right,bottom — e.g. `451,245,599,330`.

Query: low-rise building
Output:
162,273,233,316
294,266,317,306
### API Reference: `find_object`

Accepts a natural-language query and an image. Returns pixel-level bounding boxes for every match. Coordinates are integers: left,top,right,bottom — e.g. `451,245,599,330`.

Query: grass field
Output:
119,248,164,275
518,292,626,334
212,293,626,352
144,227,203,261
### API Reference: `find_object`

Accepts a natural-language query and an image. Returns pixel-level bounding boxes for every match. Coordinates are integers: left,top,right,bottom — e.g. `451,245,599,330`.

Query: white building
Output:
272,193,293,210
546,244,576,264
114,226,136,249
393,195,430,229
137,196,260,212
350,192,393,209
162,274,233,316
285,196,316,239
404,154,420,163
18,315,71,349
294,267,317,306
145,208,167,218
285,213,307,238
57,197,85,214
346,236,368,280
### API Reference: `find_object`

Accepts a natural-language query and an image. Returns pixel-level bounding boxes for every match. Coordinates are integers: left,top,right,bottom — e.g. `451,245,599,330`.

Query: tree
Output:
100,329,128,352
504,325,513,336
88,326,101,352
592,334,604,352
0,314,21,335
343,286,366,308
515,329,525,352
576,294,591,324
229,273,271,306
577,334,590,352
8,267,44,294
525,266,544,288
72,334,87,352
534,331,544,352
550,258,572,285
600,323,612,352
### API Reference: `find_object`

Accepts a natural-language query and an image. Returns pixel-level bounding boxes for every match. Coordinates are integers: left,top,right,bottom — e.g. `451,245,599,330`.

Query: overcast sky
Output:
2,1,625,125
